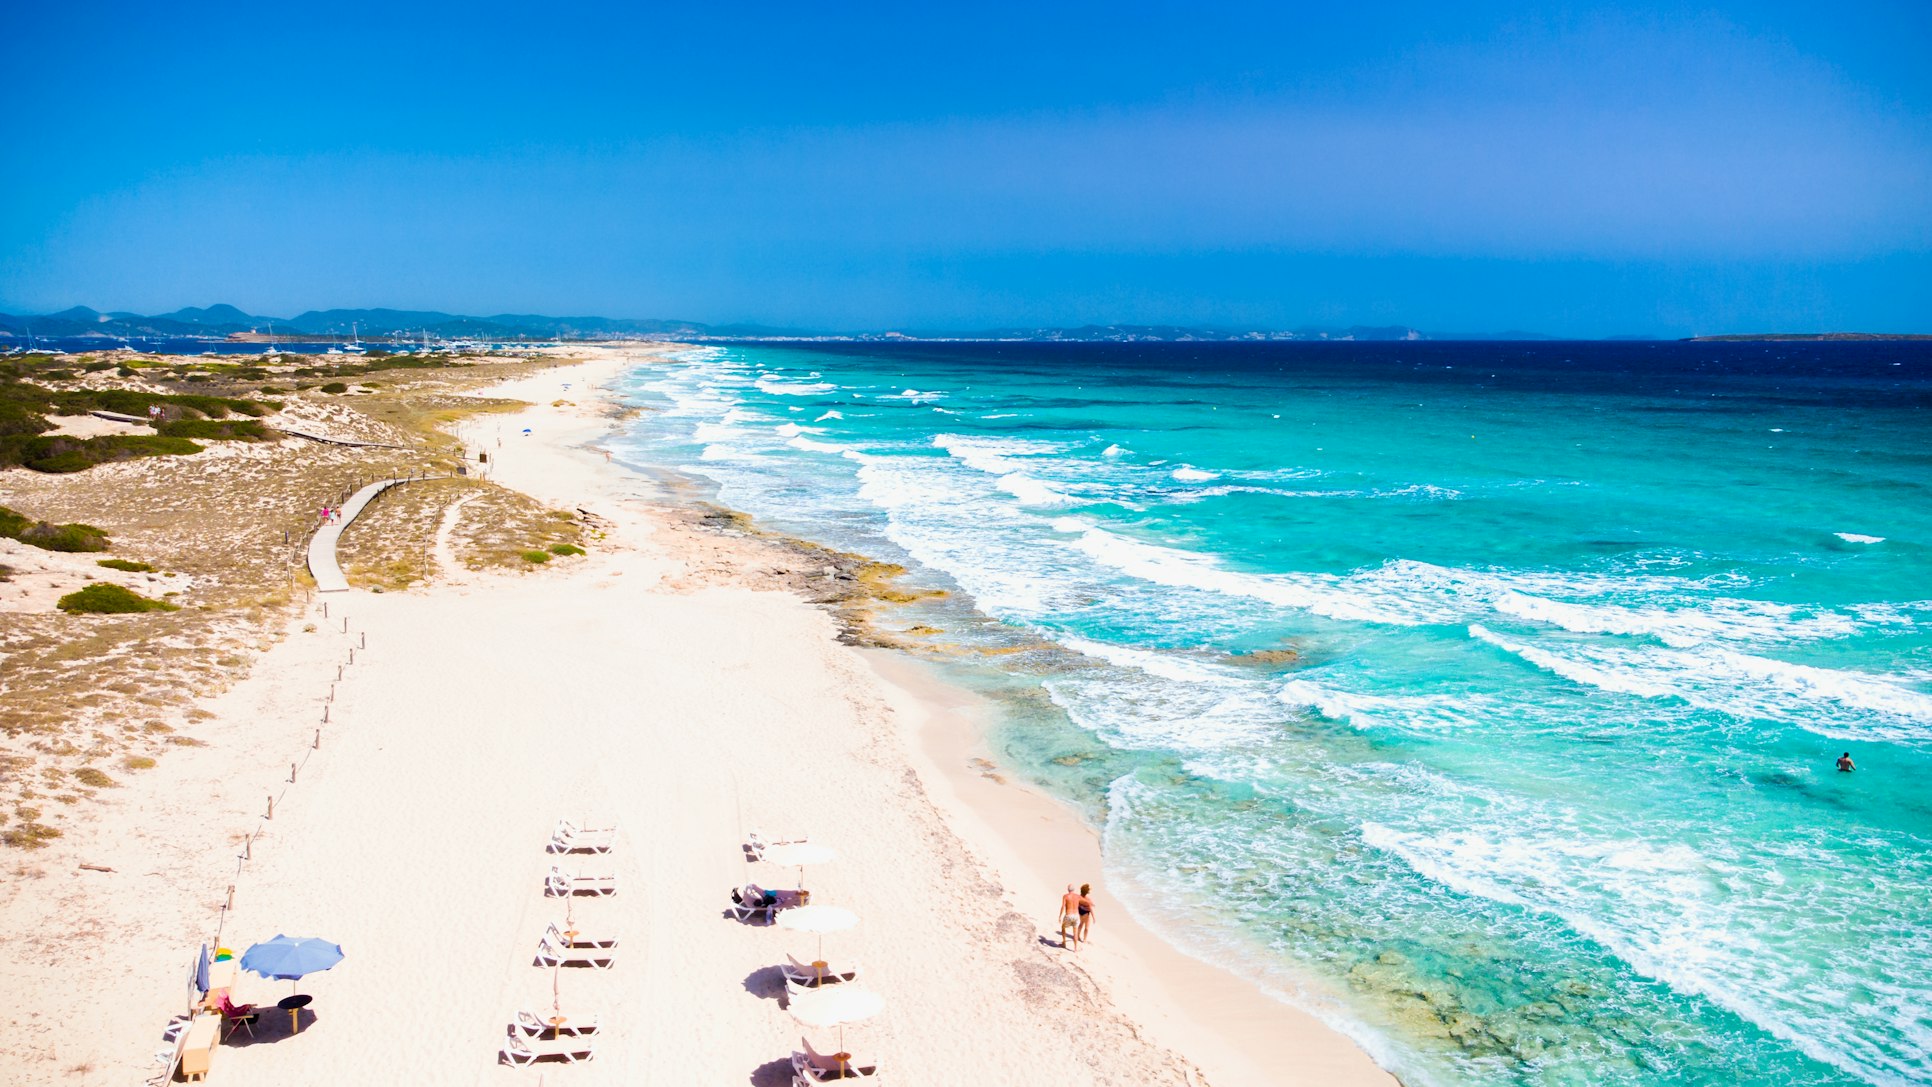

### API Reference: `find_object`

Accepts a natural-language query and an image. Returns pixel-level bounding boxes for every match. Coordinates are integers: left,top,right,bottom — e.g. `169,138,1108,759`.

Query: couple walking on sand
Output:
1058,883,1096,950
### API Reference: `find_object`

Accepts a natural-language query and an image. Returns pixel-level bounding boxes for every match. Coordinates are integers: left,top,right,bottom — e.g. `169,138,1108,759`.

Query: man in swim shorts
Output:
1837,751,1855,772
1059,884,1082,949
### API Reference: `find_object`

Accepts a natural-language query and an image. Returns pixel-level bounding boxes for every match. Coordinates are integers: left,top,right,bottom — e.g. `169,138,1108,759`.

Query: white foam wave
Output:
933,434,1066,476
1836,532,1885,544
996,473,1079,507
1172,465,1220,482
1472,624,1932,737
786,435,852,455
755,375,837,395
1053,519,1436,626
1102,444,1128,458
1277,679,1475,731
891,388,946,404
813,410,844,422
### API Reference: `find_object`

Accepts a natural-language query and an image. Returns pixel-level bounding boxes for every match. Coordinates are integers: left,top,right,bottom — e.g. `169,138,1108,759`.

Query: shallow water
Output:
611,340,1932,1086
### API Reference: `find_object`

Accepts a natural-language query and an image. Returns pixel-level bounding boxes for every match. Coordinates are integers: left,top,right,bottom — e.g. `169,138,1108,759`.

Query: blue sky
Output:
2,2,1928,335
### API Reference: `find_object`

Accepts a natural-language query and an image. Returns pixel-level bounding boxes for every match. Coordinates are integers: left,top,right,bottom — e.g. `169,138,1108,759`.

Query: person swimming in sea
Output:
1837,751,1855,772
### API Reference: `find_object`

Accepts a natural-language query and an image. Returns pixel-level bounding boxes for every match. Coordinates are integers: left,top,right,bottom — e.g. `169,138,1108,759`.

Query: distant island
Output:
1686,332,1932,342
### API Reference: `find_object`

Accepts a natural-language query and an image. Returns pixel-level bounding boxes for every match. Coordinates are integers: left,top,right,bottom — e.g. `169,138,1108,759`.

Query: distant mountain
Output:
157,304,261,329
0,304,1583,343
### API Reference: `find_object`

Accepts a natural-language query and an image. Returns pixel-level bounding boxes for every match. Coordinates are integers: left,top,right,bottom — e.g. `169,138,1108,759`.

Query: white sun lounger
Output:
549,818,616,854
512,1009,602,1037
500,1031,597,1066
545,865,617,897
535,934,615,970
793,1035,879,1081
744,830,809,860
781,953,859,989
544,921,617,950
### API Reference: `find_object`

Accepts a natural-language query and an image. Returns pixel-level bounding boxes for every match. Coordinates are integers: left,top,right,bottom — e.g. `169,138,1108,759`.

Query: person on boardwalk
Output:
1058,884,1082,950
1837,751,1855,772
1077,883,1096,945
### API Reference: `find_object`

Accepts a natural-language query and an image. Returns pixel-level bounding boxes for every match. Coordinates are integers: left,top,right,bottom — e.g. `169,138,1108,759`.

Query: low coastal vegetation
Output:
57,583,180,614
1,344,571,846
0,505,110,551
0,366,283,472
96,558,155,572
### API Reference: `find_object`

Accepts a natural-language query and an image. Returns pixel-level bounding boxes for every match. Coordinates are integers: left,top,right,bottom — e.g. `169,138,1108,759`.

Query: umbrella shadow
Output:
749,1057,796,1087
742,965,786,1003
222,1004,319,1048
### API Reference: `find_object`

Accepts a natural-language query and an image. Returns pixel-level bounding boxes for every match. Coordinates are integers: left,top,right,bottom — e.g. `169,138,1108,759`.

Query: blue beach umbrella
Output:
240,935,344,991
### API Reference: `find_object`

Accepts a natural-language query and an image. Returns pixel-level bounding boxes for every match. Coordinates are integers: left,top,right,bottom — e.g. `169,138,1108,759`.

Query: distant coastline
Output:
1685,332,1932,342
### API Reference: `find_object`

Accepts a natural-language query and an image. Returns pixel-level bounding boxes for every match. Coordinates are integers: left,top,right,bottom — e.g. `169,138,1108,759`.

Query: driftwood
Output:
79,863,115,873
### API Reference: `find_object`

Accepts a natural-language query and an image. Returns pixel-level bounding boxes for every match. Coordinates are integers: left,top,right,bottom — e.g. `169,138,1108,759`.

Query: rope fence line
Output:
166,461,483,1076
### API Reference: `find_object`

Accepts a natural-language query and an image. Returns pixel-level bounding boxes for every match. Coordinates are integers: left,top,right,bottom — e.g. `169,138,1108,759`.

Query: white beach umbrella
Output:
760,842,837,888
777,904,859,963
789,985,884,1059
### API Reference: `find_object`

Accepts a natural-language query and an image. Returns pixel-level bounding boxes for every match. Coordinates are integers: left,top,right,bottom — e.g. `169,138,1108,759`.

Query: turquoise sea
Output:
609,341,1932,1086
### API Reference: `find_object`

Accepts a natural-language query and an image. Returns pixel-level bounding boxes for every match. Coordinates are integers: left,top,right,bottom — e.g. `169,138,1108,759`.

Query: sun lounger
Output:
544,921,617,949
729,882,806,923
512,1009,602,1037
781,953,859,989
545,865,617,897
792,1035,879,1081
744,830,808,860
549,818,616,854
500,1030,597,1066
147,1017,191,1086
535,934,615,970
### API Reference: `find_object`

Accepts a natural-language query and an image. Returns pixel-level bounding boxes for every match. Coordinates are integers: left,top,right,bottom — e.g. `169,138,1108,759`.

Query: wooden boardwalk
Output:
306,478,407,592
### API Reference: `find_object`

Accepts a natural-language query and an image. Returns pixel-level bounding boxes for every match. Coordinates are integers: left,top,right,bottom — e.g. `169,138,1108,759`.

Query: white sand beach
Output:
0,351,1396,1086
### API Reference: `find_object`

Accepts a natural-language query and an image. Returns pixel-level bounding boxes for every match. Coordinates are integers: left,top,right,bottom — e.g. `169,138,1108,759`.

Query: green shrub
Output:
82,360,114,372
1,433,202,472
259,385,290,394
73,767,118,788
0,507,111,551
548,543,584,556
123,755,157,771
0,564,13,582
157,418,269,441
320,382,348,394
57,583,178,614
97,558,154,572
520,550,551,564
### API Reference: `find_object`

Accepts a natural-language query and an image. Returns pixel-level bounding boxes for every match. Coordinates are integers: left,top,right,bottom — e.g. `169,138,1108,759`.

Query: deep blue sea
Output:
609,341,1932,1086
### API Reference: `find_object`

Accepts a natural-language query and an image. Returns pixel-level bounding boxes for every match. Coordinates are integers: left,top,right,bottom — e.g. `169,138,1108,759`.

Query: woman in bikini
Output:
1058,885,1082,949
1076,883,1096,945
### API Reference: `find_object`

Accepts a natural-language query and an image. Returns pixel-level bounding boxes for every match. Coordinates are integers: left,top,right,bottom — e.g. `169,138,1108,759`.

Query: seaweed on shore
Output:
686,504,948,648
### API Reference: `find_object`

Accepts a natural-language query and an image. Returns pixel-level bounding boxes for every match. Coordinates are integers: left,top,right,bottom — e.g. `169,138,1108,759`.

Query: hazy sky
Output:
3,2,1928,335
